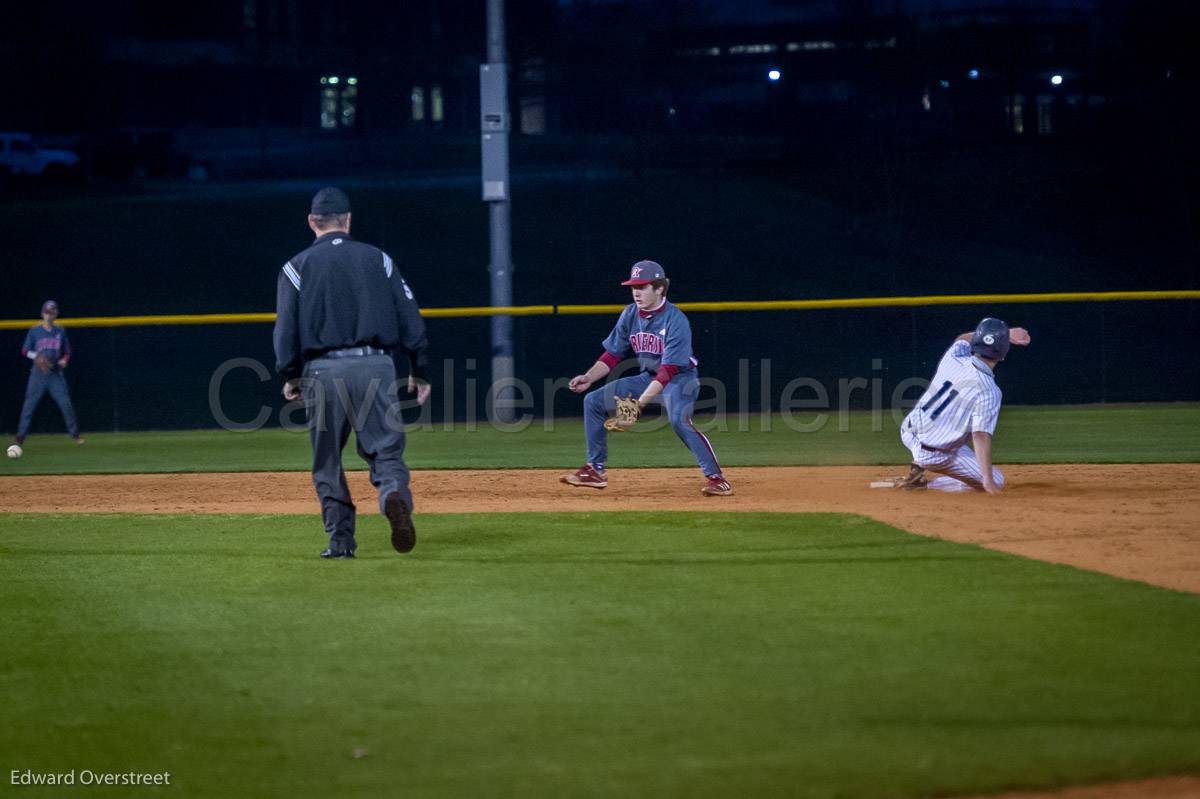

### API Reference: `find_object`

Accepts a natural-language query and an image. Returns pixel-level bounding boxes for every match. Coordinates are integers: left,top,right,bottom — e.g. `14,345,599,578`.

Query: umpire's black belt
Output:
320,346,391,359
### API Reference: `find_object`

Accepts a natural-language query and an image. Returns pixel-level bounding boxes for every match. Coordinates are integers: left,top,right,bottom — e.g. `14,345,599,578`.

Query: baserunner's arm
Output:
972,431,1001,495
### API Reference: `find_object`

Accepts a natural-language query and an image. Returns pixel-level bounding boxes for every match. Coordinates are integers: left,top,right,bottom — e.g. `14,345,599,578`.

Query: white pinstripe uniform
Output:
900,340,1005,492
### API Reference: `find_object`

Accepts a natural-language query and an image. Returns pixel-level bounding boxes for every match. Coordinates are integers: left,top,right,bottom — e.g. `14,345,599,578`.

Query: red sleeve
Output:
598,351,621,369
653,364,680,385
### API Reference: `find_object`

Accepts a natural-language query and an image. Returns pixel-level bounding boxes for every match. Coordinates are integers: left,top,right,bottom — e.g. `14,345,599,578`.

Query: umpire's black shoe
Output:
384,492,416,553
320,546,356,559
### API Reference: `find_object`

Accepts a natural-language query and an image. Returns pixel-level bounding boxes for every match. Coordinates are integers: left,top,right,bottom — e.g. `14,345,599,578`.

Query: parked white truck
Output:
0,132,81,176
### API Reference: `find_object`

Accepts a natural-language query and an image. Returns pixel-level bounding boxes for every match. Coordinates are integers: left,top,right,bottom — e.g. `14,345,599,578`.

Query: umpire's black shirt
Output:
273,231,428,381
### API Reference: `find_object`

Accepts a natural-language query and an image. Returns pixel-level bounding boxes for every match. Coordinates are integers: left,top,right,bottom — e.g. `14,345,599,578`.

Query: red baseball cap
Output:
620,260,667,286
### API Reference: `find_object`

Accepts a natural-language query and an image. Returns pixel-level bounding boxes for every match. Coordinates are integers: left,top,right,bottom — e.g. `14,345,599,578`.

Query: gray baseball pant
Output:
302,354,411,550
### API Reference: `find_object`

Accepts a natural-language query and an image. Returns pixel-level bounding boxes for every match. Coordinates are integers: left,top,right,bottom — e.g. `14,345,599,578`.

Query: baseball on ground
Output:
6,444,22,459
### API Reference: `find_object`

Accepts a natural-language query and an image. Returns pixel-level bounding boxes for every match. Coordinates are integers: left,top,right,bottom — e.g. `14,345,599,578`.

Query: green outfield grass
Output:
2,403,1199,476
1,512,1199,798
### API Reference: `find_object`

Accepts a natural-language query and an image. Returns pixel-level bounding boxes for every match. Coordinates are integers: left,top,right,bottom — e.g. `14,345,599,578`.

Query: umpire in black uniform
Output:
274,187,430,559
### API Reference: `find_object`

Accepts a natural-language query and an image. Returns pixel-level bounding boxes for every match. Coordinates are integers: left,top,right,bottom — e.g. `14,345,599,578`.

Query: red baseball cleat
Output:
561,464,607,489
701,475,733,496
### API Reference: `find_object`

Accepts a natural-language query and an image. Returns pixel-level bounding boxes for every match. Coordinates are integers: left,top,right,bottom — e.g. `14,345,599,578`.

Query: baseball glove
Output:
34,353,53,374
604,395,641,433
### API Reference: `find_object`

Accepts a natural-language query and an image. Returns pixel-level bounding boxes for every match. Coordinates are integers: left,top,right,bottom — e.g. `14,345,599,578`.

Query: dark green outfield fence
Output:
3,292,1197,434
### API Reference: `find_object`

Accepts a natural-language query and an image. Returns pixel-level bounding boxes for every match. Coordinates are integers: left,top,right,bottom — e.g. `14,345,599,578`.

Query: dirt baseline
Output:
3,464,1199,594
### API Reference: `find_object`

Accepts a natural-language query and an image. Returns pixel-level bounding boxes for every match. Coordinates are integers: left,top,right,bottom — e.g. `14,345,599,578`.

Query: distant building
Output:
1,0,1184,149
554,0,1165,143
0,0,555,135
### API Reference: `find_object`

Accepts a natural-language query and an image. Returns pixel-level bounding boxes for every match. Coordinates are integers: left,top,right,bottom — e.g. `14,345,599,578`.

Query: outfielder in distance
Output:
890,317,1031,494
9,300,84,456
560,260,732,496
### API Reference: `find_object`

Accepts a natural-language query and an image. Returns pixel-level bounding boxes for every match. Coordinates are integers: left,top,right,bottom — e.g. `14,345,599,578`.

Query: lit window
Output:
431,85,444,123
520,95,546,135
411,86,425,122
787,40,835,52
1036,93,1053,135
319,76,358,129
320,87,338,129
1009,94,1024,134
340,84,357,128
728,43,777,55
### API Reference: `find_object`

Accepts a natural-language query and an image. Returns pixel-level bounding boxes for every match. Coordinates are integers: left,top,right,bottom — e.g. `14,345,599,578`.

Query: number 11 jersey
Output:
903,340,1002,451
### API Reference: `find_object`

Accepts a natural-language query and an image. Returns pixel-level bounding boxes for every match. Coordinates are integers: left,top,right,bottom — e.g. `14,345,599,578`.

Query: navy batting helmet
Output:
971,318,1010,361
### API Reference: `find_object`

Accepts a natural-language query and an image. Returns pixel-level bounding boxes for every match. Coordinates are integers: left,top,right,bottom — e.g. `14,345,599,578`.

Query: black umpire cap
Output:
311,186,351,215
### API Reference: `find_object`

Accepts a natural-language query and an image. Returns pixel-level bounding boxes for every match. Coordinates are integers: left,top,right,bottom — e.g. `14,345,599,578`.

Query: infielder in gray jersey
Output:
891,317,1031,494
560,260,732,497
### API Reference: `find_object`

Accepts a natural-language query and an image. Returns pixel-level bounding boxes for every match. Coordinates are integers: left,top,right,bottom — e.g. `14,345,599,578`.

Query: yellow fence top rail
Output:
1,290,1196,330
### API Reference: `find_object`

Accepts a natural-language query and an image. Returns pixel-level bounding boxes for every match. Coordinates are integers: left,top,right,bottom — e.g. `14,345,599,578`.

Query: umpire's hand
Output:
407,376,431,406
282,379,302,401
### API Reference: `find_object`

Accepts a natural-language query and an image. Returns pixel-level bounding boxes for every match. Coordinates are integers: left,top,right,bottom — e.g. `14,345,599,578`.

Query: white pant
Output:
901,427,1005,492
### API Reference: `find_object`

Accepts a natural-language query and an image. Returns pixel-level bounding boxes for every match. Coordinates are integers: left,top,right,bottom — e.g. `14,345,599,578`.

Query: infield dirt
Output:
3,463,1198,593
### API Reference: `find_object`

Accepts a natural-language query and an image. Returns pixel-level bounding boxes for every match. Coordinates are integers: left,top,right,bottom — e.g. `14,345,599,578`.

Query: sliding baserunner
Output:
891,317,1031,493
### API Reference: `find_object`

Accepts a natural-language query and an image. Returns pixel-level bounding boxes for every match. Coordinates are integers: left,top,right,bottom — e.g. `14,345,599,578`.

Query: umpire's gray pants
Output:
303,354,411,549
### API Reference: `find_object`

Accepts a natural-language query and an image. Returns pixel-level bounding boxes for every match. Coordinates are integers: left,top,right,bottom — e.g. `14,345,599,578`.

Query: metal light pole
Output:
481,0,515,422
